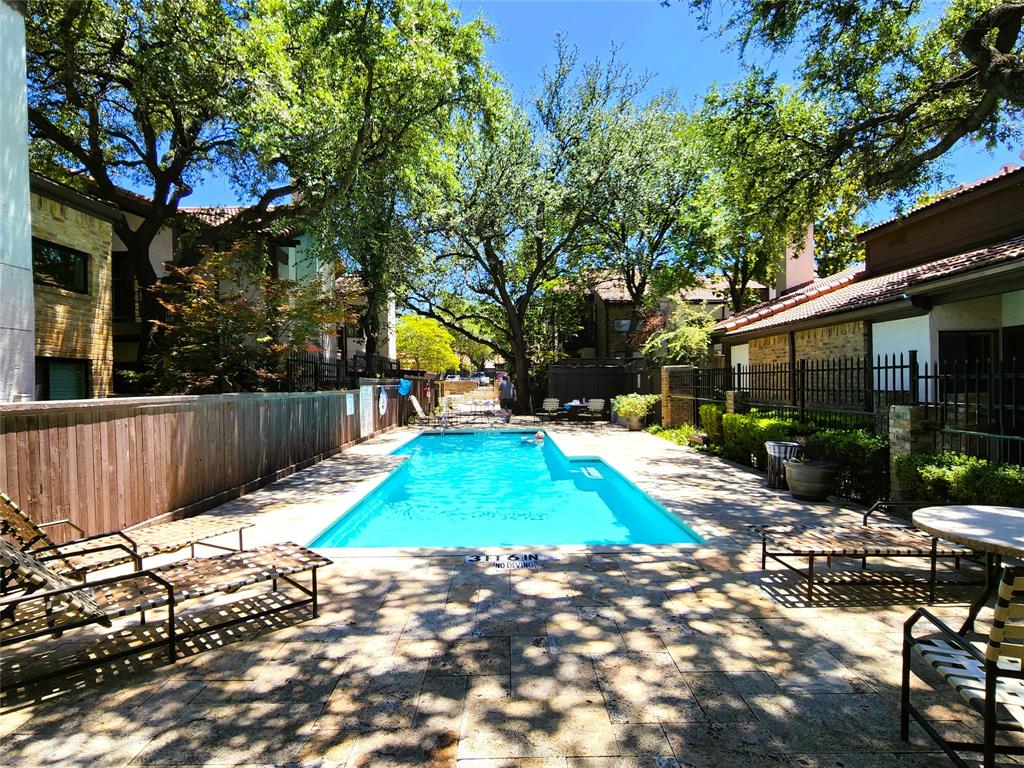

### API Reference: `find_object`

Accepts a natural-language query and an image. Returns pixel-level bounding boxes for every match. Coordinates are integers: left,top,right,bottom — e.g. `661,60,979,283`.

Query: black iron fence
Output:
285,352,427,392
667,352,1024,464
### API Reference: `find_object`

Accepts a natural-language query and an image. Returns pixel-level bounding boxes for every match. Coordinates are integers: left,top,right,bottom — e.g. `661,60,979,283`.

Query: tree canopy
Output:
686,0,1024,196
407,42,645,409
396,315,459,372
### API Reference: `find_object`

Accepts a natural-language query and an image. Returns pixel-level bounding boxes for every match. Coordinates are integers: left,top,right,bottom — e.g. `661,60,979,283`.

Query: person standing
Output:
498,373,515,423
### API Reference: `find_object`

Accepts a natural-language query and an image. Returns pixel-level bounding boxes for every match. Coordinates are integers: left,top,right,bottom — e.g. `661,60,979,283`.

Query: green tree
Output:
26,0,492,362
149,245,351,393
396,316,459,372
581,104,708,339
408,41,642,410
639,302,715,367
693,74,864,310
685,0,1024,196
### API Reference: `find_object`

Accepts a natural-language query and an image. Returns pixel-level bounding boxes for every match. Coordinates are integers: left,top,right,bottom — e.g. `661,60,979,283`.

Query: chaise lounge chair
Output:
407,394,455,428
902,566,1024,768
759,501,973,601
536,398,563,421
578,398,606,426
0,537,331,690
0,491,252,584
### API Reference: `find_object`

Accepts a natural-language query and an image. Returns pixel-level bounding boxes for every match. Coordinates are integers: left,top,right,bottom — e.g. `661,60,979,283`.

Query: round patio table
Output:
912,505,1024,634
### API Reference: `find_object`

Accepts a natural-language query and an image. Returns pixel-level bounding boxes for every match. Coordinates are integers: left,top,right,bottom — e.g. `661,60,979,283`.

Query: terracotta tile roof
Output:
715,235,1024,337
714,268,861,334
858,164,1024,238
178,206,251,227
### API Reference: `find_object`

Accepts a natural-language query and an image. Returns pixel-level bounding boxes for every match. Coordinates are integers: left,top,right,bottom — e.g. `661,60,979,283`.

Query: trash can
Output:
765,440,801,489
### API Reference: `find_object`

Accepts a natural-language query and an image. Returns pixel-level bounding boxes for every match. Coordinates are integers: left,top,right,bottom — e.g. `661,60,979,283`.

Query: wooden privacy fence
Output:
0,383,418,541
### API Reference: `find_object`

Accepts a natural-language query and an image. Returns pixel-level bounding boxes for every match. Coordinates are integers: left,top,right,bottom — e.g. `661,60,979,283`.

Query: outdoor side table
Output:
912,504,1024,634
765,441,801,489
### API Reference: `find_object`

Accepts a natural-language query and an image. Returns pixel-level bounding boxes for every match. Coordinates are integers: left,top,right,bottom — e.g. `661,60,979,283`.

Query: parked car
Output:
444,374,462,381
469,372,490,385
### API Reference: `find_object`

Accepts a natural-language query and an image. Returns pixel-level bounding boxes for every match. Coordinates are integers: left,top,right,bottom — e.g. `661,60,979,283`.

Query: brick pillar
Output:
661,365,695,428
725,390,747,414
888,405,938,499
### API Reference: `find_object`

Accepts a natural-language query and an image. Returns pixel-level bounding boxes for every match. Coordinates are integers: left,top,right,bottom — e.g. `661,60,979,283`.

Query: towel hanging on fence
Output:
398,379,412,396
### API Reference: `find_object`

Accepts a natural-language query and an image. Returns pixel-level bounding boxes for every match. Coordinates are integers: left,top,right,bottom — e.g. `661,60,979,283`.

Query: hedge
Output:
804,429,890,504
699,404,725,447
893,451,1024,505
721,412,801,468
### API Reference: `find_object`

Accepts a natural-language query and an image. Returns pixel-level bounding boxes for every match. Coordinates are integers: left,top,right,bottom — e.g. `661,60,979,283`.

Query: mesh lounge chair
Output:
407,395,455,427
0,491,251,584
536,398,563,421
902,566,1024,768
759,502,973,601
0,537,330,689
578,398,605,425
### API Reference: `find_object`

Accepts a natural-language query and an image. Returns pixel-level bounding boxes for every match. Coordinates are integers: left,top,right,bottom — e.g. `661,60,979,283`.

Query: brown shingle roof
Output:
715,236,1024,337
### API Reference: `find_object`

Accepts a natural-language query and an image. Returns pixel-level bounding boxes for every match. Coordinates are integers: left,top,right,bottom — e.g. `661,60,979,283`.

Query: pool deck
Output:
0,422,996,767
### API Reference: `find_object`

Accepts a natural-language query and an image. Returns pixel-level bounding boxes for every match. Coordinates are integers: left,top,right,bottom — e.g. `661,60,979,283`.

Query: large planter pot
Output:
624,415,644,431
784,460,837,502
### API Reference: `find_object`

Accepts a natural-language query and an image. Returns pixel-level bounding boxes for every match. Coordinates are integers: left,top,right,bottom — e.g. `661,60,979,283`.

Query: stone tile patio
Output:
0,423,1004,766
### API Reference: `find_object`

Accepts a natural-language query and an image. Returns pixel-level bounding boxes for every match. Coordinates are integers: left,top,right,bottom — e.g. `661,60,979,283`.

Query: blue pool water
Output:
310,431,701,548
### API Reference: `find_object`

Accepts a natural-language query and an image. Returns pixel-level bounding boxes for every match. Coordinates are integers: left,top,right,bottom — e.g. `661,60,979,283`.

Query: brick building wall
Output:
31,191,113,398
793,320,868,360
605,303,634,357
748,334,790,366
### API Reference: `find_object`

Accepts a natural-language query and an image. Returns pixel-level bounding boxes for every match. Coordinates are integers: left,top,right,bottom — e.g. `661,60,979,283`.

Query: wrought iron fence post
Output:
794,360,802,421
863,353,873,414
693,367,701,425
909,350,919,406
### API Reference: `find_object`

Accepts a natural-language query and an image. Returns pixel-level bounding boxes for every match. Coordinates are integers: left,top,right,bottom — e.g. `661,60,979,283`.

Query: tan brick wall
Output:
31,192,113,398
605,304,634,356
793,320,868,361
748,334,790,366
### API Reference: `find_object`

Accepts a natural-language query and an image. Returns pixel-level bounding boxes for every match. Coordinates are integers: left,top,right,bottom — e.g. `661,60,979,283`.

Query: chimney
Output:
775,223,816,296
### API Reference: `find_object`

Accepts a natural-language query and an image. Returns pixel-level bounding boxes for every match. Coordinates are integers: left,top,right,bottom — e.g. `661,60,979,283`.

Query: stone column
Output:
725,390,747,414
888,404,938,499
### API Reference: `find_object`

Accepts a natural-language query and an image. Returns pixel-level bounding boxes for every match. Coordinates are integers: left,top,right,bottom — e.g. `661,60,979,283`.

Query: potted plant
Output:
611,393,659,431
784,457,838,501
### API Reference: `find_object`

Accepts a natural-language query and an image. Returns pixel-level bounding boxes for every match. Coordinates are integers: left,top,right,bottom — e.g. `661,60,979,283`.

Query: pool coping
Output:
309,425,725,559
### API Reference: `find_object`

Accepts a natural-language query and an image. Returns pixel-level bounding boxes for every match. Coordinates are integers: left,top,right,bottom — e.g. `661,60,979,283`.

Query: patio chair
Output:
759,503,973,602
536,398,563,421
0,491,251,585
578,398,605,425
0,537,331,690
902,566,1024,768
407,395,455,428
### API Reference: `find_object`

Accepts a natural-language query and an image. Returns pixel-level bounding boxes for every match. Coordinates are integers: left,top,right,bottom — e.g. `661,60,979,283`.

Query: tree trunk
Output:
512,346,531,414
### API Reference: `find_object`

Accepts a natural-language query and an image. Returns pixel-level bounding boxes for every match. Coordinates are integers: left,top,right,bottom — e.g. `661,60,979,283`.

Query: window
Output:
938,330,998,370
35,358,91,401
111,251,137,321
612,319,631,332
32,238,89,293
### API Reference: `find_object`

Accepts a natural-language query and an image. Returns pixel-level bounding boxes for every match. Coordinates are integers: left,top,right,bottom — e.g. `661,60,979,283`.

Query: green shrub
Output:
804,429,889,503
721,411,800,468
647,425,698,446
613,393,660,419
699,404,725,446
893,451,1024,505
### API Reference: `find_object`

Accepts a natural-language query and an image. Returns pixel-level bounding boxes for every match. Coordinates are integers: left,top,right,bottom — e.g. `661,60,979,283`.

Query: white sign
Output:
346,393,355,416
378,388,388,416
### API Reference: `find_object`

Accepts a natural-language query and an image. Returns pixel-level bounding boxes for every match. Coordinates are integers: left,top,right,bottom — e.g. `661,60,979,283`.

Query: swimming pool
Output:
310,431,701,548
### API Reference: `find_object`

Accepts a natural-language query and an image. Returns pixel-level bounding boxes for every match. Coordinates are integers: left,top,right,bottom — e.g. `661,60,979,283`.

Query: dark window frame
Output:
111,250,138,322
34,357,92,401
32,237,90,294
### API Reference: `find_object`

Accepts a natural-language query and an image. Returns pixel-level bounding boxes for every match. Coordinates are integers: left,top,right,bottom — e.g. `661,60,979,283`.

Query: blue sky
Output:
185,0,1018,221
